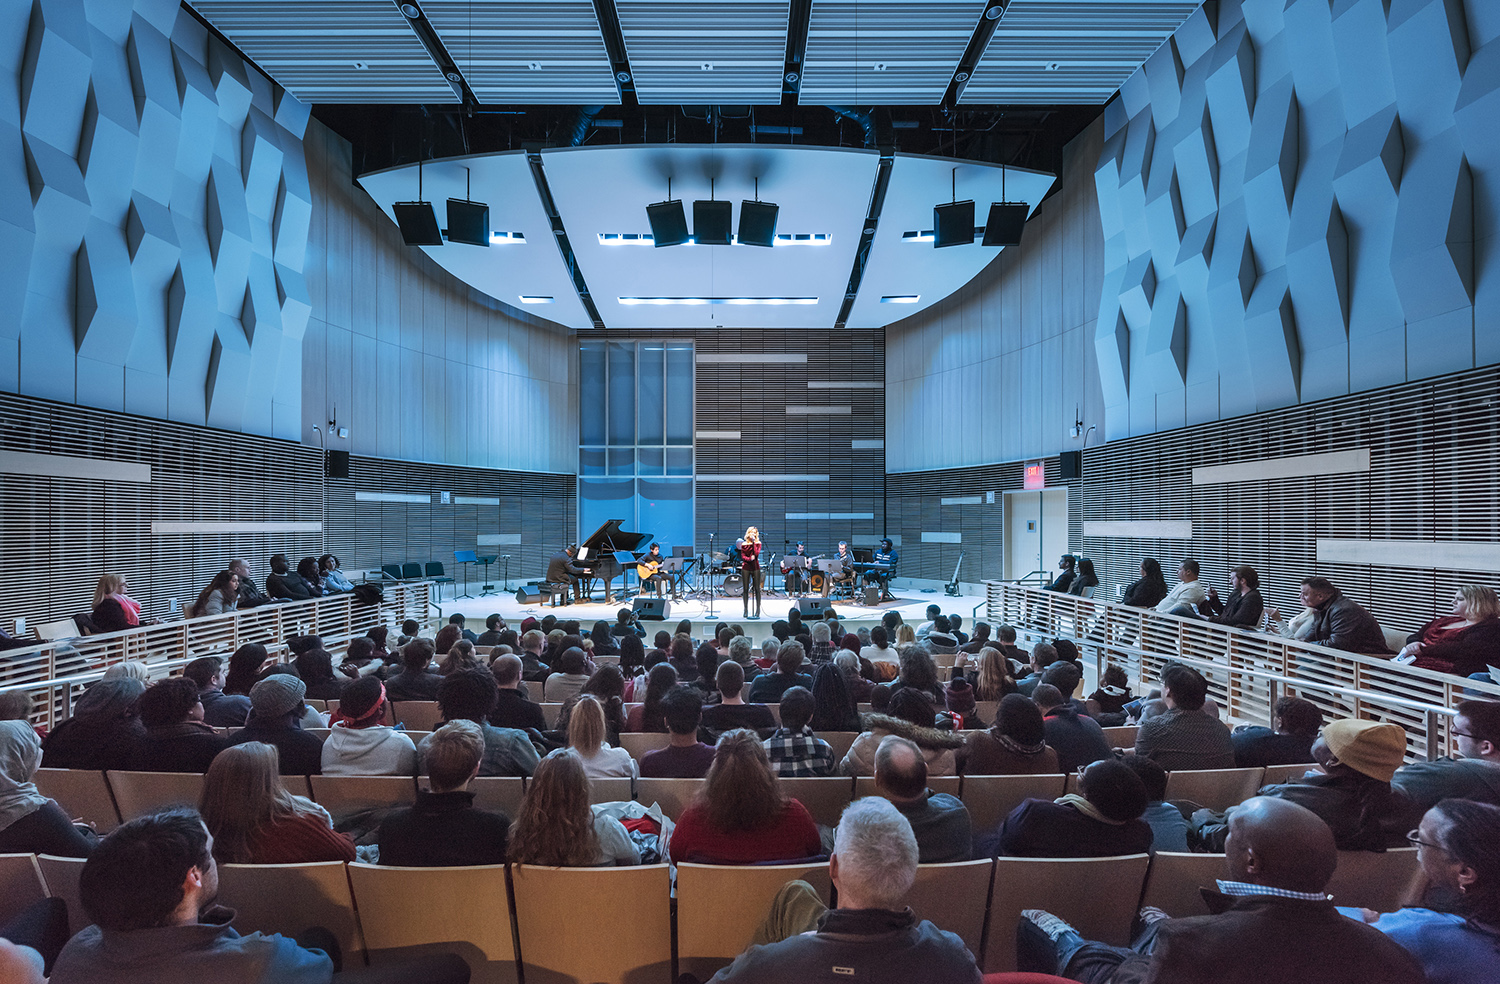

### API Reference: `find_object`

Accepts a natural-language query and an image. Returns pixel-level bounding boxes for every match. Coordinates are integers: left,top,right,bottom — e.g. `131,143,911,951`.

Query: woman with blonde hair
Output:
739,525,763,620
895,623,917,646
508,749,641,867
92,574,154,633
566,695,637,779
1397,584,1500,679
668,729,821,864
971,647,1017,701
198,742,355,864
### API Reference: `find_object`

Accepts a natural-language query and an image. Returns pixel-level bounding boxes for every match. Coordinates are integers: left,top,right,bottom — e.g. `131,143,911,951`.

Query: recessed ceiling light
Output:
984,4,1004,19
873,63,887,72
489,231,527,244
399,2,422,18
519,296,554,304
353,61,368,70
881,295,921,303
528,62,542,71
618,297,818,306
701,63,713,71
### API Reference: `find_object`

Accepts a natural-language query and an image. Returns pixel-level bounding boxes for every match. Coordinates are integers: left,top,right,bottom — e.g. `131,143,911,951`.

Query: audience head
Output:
696,642,721,682
1122,754,1169,803
994,693,1046,746
1079,758,1149,822
1300,576,1337,606
433,623,463,656
1313,719,1407,782
1100,663,1129,691
618,634,646,675
1454,700,1500,761
873,735,927,801
1051,638,1080,664
509,749,598,866
1040,661,1082,699
79,808,215,930
402,638,436,672
810,663,858,732
1418,799,1500,925
778,686,815,732
1030,642,1057,671
674,618,693,637
931,615,951,636
567,694,608,754
833,797,919,910
926,604,942,621
895,624,916,646
223,644,268,695
74,678,145,724
777,641,806,676
887,688,936,729
727,635,753,667
1139,558,1164,582
138,677,203,729
592,619,613,643
336,675,386,725
584,663,624,701
811,621,832,644
198,742,302,863
715,659,745,699
557,647,589,676
1274,696,1324,737
897,647,939,693
996,624,1017,645
882,611,903,631
487,613,504,631
1454,585,1500,621
293,648,336,685
870,625,889,649
367,626,390,649
102,660,150,684
401,618,420,637
869,684,893,713
520,629,545,654
422,719,484,793
345,637,376,664
1231,565,1260,591
437,669,499,725
833,650,859,676
840,633,861,655
1032,684,1064,712
1160,663,1209,711
701,730,784,831
1224,796,1338,893
247,674,305,724
661,686,704,737
1178,559,1200,580
971,622,991,641
182,656,224,691
491,653,523,688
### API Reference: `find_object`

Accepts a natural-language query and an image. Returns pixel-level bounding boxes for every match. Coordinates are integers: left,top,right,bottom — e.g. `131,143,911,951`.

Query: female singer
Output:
739,526,763,619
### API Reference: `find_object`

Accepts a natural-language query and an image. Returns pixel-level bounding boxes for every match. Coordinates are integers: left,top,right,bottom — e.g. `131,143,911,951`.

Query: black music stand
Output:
453,550,478,599
612,549,638,602
663,556,691,600
478,555,497,594
784,555,809,597
817,558,847,599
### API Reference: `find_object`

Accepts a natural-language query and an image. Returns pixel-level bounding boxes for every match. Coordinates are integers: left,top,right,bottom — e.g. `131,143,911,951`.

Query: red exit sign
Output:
1024,461,1045,490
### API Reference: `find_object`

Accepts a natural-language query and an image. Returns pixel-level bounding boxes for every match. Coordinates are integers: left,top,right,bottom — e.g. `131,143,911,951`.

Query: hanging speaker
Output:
737,200,779,247
647,200,690,246
446,199,490,246
982,202,1028,246
934,200,975,247
393,202,443,246
325,449,350,478
1058,450,1082,480
693,200,733,245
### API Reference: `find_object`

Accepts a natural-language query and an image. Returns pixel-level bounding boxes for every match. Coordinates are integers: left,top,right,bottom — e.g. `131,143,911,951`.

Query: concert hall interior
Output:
3,0,1500,980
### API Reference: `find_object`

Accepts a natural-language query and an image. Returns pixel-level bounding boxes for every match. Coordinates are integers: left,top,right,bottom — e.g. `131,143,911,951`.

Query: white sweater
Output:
321,724,418,776
1155,580,1209,614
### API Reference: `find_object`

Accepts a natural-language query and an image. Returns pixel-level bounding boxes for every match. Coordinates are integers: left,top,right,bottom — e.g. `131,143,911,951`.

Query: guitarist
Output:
636,542,666,598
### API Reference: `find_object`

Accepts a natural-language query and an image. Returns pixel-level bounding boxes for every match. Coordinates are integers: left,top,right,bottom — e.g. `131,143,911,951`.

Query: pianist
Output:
546,545,586,605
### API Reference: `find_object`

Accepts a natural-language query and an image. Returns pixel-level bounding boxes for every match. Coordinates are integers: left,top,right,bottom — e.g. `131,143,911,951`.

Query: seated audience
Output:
433,623,464,659
91,574,150,633
1392,699,1500,811
960,647,1016,702
190,570,239,619
1397,584,1500,678
338,637,383,678
1154,559,1208,616
554,664,627,742
1232,695,1323,768
1042,557,1076,594
294,557,325,597
809,663,861,733
1300,576,1393,654
129,677,229,773
380,721,508,867
834,650,875,703
841,689,964,777
0,719,93,857
228,559,271,609
725,635,761,682
861,625,898,667
42,679,145,771
626,663,678,733
318,554,354,594
436,670,539,777
1036,684,1112,775
567,695,637,779
1066,558,1099,597
183,656,252,728
708,796,981,983
640,688,717,778
225,675,324,776
873,735,971,863
199,743,353,864
671,638,704,684
294,649,348,702
264,553,310,601
385,638,443,702
891,647,945,704
923,616,959,654
397,618,422,647
949,616,970,646
222,642,269,696
748,643,814,703
670,730,822,864
1356,799,1500,984
99,659,149,682
542,646,591,703
322,677,416,776
1201,565,1265,628
808,622,835,663
488,654,547,732
475,613,506,647
508,748,640,868
448,613,478,644
1132,663,1236,770
763,687,835,777
1121,557,1169,608
589,619,618,656
996,758,1152,858
963,693,1060,775
49,808,471,984
517,629,551,681
943,677,982,729
1087,662,1134,725
1017,797,1425,984
1015,642,1058,698
702,661,775,734
1123,754,1190,853
618,633,647,683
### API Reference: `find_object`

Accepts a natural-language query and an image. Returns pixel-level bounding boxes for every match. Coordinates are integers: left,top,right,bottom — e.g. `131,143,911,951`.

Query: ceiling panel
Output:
961,0,1202,104
188,1,457,103
616,0,791,104
424,0,622,104
799,0,987,105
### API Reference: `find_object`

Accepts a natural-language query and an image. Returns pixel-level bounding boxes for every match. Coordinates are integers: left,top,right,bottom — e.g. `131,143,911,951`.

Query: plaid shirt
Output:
1216,879,1330,902
763,726,834,777
810,641,835,663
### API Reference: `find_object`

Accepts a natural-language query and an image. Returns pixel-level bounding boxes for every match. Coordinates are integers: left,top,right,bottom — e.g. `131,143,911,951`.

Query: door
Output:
1004,489,1068,584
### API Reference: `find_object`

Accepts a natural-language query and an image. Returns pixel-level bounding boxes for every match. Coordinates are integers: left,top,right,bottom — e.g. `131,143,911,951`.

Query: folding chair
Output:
347,863,518,984
0,854,48,927
1163,768,1266,812
380,565,404,582
635,778,702,821
1327,848,1424,911
907,859,995,958
392,701,444,731
1138,851,1226,917
676,862,832,981
401,563,423,580
36,855,87,934
985,854,1151,972
510,864,671,984
425,562,454,601
106,771,206,821
960,774,1067,834
218,862,364,964
34,768,121,832
778,776,855,826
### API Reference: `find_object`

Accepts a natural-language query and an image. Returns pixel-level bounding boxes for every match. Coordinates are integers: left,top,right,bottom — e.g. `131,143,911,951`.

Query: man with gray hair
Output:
710,797,981,983
874,735,971,862
1017,641,1059,697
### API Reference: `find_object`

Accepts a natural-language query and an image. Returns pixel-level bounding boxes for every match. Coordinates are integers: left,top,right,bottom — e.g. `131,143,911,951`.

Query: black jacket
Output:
266,572,311,601
226,719,325,776
489,688,547,732
237,578,273,608
127,722,229,773
1308,592,1392,654
1204,588,1265,628
998,798,1153,858
546,551,585,582
385,669,443,703
377,790,509,867
44,718,145,771
1121,577,1168,608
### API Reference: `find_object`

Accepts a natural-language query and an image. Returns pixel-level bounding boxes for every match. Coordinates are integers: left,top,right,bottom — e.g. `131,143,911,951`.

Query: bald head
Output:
873,735,928,801
1224,797,1337,894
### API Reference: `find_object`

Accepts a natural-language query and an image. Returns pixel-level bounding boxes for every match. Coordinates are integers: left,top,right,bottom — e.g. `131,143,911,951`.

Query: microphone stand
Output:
705,533,717,618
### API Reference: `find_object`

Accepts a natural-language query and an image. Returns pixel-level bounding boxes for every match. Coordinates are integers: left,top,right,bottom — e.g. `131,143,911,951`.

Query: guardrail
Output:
0,581,434,729
983,581,1500,762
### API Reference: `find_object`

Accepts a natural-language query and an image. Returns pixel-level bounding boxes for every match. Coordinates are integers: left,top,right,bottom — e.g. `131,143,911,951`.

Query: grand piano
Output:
574,519,653,603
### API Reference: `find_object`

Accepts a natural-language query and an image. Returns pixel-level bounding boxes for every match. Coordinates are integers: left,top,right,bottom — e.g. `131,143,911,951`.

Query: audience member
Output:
1397,584,1500,678
1123,754,1189,853
834,650,875,703
1232,695,1323,768
1121,557,1169,608
294,649,348,702
694,642,722,693
942,676,982,729
725,635,761,681
962,647,1016,702
447,613,477,644
924,616,958,654
1300,576,1393,654
228,559,272,609
1201,565,1265,628
708,797,981,984
949,615,969,646
322,677,416,776
748,643,813,703
626,663,678,733
808,622,835,663
841,689,964,777
101,660,150,684
1154,559,1208,616
129,677,229,773
488,654,547,732
319,554,354,594
1015,642,1058,698
996,758,1152,858
1086,663,1133,725
517,629,550,681
1036,684,1112,775
1066,558,1099,597
640,688,717,778
199,743,354,864
618,633,647,682
555,664,627,742
91,574,150,633
385,639,443,702
397,618,422,647
669,637,702,684
892,647,945,703
861,625,898,667
873,736,971,863
809,663,861,732
1132,664,1236,770
181,656,252,728
566,694,637,779
294,557,325,598
42,679,145,771
190,570,239,618
264,553,310,601
474,614,506,647
670,730,822,864
225,675,325,776
0,719,93,857
380,720,509,867
222,642,269,696
436,670,539,778
963,694,1060,775
1392,698,1500,811
543,647,591,703
957,621,991,655
763,687,835,777
433,623,464,658
1042,556,1077,593
702,661,775,734
508,748,640,868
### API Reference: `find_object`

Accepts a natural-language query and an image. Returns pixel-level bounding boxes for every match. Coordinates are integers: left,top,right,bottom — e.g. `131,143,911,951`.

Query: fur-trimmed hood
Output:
858,713,968,750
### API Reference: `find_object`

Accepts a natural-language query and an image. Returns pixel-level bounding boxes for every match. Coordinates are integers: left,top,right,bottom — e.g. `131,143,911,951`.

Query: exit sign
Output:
1024,461,1045,490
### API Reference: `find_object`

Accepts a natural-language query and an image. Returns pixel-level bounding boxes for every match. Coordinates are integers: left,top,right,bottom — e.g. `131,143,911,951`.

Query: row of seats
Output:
35,763,1319,839
0,844,1421,980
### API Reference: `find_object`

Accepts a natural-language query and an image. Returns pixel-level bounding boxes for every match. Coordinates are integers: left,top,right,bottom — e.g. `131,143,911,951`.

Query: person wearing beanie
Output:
225,674,326,776
943,677,981,729
321,677,417,776
1190,718,1412,852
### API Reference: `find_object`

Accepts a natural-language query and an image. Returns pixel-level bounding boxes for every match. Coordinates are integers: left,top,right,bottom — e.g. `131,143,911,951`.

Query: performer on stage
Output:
782,542,809,596
636,542,666,598
739,526,763,619
825,540,856,597
864,537,900,599
546,544,587,606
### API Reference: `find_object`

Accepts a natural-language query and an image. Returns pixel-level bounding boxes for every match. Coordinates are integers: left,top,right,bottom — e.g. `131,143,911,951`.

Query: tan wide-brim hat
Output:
1322,719,1407,782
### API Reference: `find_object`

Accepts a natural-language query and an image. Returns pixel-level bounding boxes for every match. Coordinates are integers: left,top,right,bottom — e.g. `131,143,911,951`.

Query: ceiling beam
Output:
393,0,479,106
525,148,606,329
781,0,812,105
942,0,1008,108
590,0,637,105
834,146,894,330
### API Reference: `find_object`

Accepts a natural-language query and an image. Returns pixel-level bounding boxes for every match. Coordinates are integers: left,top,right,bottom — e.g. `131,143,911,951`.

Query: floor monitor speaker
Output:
798,598,833,619
862,585,881,606
632,597,671,621
515,584,545,604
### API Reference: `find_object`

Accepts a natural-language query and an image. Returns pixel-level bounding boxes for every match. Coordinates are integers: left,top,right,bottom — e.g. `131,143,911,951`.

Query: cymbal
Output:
710,551,729,562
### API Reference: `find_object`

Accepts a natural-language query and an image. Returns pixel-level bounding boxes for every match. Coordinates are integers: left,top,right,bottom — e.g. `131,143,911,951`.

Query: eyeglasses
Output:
1451,730,1476,739
1405,829,1445,851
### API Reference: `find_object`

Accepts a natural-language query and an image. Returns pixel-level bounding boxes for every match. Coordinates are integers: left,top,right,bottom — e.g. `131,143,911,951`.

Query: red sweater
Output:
668,799,822,864
246,811,357,864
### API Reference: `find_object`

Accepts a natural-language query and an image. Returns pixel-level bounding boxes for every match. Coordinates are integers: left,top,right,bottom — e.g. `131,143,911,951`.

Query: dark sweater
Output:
701,702,777,734
265,572,311,601
1041,706,1113,774
377,790,509,866
43,718,144,771
713,907,981,984
226,720,325,776
1231,726,1317,768
640,742,717,778
1121,577,1168,608
1203,588,1265,629
385,669,443,703
127,723,229,773
489,688,547,732
997,798,1153,858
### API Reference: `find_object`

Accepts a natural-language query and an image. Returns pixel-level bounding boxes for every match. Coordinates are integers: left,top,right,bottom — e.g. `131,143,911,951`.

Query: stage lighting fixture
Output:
933,200,975,248
446,199,490,246
694,200,733,245
394,159,443,246
982,203,1028,246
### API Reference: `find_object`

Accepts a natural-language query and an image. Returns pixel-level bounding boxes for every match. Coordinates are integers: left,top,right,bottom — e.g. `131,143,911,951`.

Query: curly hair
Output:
508,749,601,866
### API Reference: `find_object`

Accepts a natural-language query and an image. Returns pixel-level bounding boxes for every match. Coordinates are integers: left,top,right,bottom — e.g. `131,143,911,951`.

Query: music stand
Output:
453,550,478,599
477,555,497,594
816,558,845,599
613,550,638,599
785,555,808,597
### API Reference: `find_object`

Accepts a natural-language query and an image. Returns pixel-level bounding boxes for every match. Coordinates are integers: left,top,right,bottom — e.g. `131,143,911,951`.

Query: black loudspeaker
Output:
393,202,443,246
1058,450,1082,480
647,200,690,246
934,200,976,247
693,200,733,245
515,584,545,604
862,585,881,606
325,449,349,478
983,202,1028,246
446,198,490,246
738,200,779,246
632,596,671,621
798,598,833,619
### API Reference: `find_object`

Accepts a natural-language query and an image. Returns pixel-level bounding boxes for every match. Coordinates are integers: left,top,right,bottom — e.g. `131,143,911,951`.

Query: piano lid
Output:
579,519,653,555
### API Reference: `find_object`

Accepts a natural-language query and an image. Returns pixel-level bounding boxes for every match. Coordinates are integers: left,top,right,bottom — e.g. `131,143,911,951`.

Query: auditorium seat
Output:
854,775,961,801
634,778,700,820
1162,768,1266,812
218,861,364,964
308,775,417,821
106,770,206,821
510,864,671,984
36,854,86,934
1101,726,1137,748
34,768,121,831
589,777,634,805
1327,848,1424,912
676,862,832,981
1138,851,1225,917
777,777,855,826
985,854,1151,973
907,859,995,959
539,703,563,728
0,854,48,927
347,863,517,984
618,732,671,760
974,701,999,723
392,701,443,731
820,731,860,761
960,774,1067,833
468,777,526,818
1260,762,1320,784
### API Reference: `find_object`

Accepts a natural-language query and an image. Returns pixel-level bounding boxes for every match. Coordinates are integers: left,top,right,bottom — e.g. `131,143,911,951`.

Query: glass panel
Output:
607,448,634,476
638,447,664,476
578,478,634,542
579,343,607,447
665,344,694,445
665,447,693,476
638,478,694,553
638,344,665,445
607,342,635,446
579,447,606,476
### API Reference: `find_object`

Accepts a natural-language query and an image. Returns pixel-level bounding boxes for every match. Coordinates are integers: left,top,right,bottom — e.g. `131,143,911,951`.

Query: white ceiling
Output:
424,0,622,104
799,0,989,104
357,144,1054,330
617,0,791,104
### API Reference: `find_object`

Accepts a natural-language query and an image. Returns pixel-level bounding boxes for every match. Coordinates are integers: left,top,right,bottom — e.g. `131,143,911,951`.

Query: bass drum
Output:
721,574,743,595
809,572,826,594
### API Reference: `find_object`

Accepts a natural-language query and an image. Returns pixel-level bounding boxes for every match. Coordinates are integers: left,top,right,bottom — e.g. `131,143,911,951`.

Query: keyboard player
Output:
862,538,899,599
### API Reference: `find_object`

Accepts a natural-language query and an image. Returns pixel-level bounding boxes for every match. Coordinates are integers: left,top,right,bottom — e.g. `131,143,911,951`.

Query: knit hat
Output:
250,674,306,719
945,676,976,716
520,617,540,634
1322,719,1406,782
